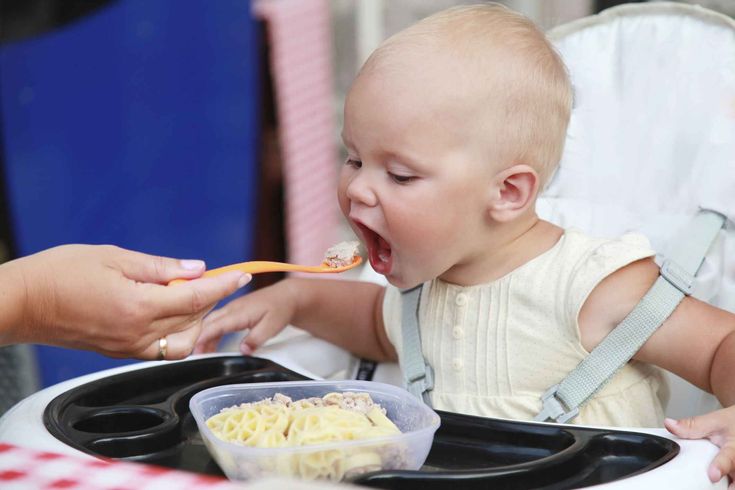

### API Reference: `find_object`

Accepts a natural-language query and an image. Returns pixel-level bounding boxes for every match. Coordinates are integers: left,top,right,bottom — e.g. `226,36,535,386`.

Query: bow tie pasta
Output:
205,391,403,480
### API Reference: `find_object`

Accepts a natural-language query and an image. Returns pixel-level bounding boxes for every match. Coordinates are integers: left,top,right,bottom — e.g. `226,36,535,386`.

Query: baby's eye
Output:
389,172,415,184
345,158,362,169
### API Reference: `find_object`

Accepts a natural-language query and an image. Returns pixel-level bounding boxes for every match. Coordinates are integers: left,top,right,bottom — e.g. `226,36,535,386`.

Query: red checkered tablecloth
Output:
0,443,243,490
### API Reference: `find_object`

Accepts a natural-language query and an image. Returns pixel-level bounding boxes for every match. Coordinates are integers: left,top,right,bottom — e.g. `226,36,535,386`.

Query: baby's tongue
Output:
370,235,393,274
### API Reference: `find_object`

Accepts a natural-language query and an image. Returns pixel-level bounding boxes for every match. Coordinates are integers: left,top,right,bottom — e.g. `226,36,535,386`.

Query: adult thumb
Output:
118,248,206,284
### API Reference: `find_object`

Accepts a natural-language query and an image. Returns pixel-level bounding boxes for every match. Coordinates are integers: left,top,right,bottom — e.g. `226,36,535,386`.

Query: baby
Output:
197,4,735,485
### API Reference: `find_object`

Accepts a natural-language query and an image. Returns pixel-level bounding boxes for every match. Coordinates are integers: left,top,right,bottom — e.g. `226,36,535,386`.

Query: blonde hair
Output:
363,3,572,187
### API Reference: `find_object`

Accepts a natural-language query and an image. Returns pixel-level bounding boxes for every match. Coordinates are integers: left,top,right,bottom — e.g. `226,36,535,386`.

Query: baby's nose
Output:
345,172,378,207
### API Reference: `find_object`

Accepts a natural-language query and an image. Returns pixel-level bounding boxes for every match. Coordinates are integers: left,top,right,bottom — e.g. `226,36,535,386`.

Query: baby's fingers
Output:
194,329,227,354
195,282,294,356
665,411,735,485
708,443,735,485
665,414,722,441
195,300,259,353
238,313,287,355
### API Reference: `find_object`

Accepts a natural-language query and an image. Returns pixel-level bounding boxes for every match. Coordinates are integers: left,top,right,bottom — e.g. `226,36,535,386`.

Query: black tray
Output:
44,355,679,489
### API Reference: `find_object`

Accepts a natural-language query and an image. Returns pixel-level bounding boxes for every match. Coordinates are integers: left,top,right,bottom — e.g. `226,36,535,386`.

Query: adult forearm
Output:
287,278,392,361
0,258,31,345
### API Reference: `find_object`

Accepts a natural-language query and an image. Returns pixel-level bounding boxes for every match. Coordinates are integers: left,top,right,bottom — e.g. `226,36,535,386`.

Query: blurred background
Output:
1,0,733,413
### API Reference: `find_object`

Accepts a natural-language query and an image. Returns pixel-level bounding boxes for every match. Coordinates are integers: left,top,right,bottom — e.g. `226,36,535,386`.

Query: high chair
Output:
252,2,734,488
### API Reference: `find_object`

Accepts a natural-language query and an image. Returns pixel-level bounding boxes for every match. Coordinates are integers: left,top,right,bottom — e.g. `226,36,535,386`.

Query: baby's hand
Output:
194,280,297,355
665,407,735,488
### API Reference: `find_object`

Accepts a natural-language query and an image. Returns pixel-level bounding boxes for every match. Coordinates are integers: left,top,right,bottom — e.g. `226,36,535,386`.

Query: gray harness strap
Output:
535,209,727,423
400,284,434,405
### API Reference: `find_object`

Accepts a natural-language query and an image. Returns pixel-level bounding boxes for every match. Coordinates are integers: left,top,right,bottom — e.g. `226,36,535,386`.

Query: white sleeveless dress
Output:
383,229,669,427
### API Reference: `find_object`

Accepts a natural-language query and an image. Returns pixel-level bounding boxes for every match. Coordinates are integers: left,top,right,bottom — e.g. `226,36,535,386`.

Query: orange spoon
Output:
168,256,362,285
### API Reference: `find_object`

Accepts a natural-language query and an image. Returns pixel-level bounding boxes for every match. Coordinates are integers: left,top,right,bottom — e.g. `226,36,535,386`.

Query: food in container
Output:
190,381,440,482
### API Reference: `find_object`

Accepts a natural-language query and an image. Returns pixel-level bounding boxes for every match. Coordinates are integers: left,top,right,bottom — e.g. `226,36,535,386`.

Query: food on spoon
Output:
323,241,361,268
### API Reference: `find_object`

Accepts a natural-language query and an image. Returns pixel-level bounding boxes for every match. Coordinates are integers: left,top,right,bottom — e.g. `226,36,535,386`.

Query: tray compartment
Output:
45,356,308,459
70,356,273,407
423,411,577,469
72,407,169,433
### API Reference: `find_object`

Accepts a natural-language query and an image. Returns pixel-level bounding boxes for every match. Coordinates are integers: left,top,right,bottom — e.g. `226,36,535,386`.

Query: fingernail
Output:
709,466,721,482
240,344,252,355
664,418,677,426
237,273,252,288
180,259,205,270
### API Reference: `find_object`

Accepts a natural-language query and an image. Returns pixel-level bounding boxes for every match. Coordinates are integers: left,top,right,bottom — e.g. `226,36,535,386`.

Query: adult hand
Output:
665,407,735,489
1,244,250,359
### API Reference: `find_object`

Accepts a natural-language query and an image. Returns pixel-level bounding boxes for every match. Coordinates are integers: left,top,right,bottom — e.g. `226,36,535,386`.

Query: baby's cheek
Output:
336,187,350,216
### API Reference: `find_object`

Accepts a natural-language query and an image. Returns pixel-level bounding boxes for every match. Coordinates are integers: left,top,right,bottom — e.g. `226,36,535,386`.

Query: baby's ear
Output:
487,164,539,222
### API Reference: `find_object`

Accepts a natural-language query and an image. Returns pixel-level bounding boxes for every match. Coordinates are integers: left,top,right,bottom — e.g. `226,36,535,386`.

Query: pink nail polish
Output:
181,259,205,270
237,273,252,288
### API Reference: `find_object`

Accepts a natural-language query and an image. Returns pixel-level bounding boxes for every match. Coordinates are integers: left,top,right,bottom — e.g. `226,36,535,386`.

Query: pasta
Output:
206,391,402,480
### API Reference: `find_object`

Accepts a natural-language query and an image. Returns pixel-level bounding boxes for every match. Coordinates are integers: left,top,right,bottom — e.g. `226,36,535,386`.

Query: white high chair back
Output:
539,2,735,419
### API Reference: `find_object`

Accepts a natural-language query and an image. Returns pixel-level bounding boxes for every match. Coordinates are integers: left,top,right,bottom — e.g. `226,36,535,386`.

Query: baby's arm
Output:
580,258,735,390
195,278,396,362
580,257,735,484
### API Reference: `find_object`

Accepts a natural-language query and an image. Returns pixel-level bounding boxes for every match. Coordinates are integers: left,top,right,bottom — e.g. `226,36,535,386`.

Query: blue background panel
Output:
0,0,261,386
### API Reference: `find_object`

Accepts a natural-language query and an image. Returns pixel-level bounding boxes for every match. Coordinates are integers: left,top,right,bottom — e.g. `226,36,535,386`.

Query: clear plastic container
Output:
189,380,440,482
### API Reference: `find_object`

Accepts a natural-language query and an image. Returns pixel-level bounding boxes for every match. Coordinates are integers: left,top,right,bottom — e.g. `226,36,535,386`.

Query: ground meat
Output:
323,241,361,268
242,391,386,416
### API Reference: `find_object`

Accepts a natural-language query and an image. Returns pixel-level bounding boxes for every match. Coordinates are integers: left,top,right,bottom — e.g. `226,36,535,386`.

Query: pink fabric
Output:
254,0,340,267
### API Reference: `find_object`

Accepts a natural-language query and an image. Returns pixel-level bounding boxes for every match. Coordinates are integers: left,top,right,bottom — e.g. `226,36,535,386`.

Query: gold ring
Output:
157,337,168,361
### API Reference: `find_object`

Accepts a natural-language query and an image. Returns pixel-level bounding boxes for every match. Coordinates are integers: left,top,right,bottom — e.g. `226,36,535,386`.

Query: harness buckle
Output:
405,362,435,406
406,362,435,391
537,384,579,424
660,259,694,295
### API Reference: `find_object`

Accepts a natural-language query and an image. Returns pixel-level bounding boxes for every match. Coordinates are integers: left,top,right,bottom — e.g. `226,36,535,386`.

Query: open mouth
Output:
354,222,393,275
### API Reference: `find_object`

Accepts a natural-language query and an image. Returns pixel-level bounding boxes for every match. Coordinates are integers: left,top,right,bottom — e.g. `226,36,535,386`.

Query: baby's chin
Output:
382,268,427,290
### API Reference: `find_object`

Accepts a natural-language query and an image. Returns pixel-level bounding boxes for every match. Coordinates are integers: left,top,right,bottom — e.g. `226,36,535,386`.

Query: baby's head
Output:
340,4,573,287
355,3,571,185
